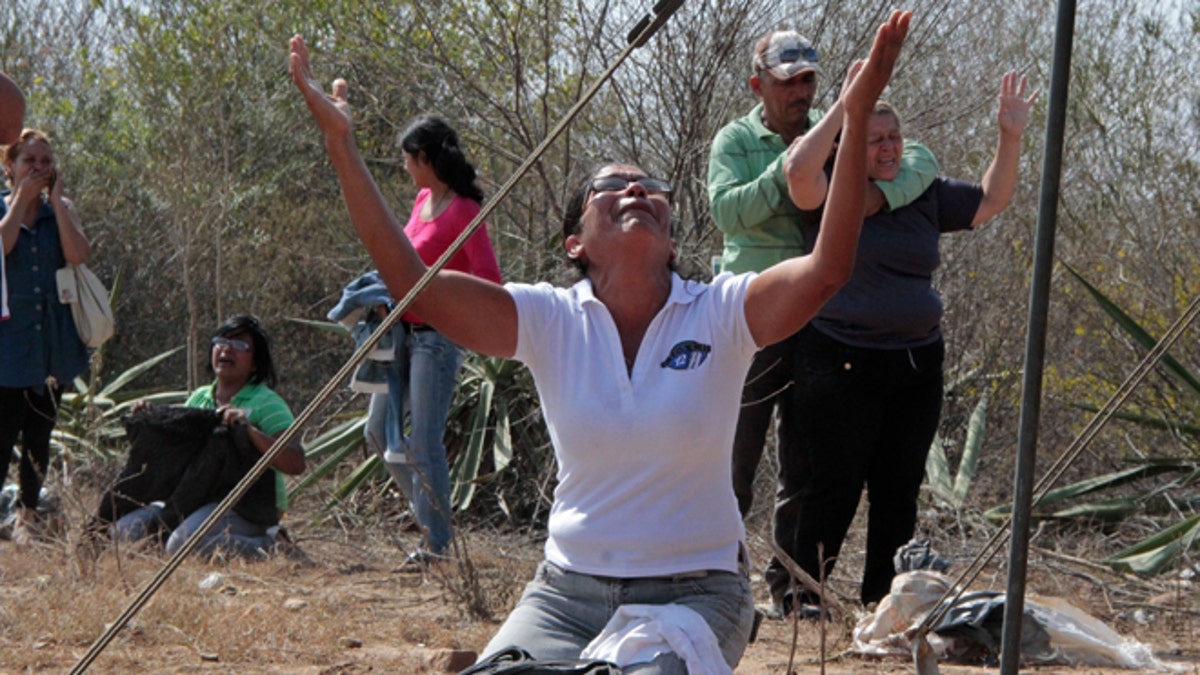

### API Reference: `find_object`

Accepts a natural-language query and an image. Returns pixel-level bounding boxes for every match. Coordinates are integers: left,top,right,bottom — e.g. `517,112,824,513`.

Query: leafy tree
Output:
7,0,1199,573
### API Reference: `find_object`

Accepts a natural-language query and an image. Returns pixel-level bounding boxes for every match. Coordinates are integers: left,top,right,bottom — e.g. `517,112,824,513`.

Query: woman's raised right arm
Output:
288,36,517,358
783,99,842,211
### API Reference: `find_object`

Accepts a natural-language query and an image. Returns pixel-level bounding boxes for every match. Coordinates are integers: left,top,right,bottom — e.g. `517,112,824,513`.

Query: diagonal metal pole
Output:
999,0,1076,671
69,2,686,672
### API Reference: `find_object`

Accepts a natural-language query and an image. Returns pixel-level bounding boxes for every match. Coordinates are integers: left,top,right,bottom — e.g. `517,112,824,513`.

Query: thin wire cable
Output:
69,4,684,672
912,294,1200,637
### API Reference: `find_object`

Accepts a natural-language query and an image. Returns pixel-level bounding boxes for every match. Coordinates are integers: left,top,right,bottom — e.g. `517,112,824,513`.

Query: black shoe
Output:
749,608,765,643
766,591,828,621
794,602,829,620
272,526,313,565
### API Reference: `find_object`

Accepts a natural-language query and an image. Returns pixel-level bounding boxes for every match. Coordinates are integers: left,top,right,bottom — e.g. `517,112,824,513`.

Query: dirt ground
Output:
2,475,1200,667
1,500,1198,673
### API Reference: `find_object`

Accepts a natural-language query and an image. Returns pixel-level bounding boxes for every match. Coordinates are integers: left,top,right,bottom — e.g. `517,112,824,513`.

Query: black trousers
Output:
730,331,803,518
0,385,62,509
766,325,944,606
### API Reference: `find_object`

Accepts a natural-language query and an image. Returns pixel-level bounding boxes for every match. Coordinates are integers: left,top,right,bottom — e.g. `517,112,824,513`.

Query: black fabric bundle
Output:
92,406,277,539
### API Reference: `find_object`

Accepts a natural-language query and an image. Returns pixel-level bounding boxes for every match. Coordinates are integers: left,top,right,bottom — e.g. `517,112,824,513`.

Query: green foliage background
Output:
4,0,1199,565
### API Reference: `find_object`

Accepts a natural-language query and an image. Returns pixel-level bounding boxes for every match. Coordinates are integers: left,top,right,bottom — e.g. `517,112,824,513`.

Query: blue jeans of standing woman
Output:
365,326,464,555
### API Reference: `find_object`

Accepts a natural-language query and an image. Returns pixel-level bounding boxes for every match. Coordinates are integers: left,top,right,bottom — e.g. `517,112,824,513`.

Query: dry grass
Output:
1,474,1198,674
0,484,530,673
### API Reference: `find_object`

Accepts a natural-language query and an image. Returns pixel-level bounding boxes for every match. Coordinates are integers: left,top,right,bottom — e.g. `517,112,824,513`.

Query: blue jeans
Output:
111,504,168,545
165,502,274,559
364,328,464,555
481,561,755,673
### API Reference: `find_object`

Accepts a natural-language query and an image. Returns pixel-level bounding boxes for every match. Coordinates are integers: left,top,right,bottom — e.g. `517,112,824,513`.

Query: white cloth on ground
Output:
579,603,732,675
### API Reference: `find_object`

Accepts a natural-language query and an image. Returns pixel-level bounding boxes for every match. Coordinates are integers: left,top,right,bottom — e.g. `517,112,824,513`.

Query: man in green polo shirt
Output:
707,28,938,618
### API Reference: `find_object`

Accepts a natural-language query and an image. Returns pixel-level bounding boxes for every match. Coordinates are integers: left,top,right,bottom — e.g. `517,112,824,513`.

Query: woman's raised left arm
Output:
746,11,911,348
289,35,517,358
973,71,1038,227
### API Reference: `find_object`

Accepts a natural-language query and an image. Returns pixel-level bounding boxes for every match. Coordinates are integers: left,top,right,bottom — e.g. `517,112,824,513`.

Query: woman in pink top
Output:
370,115,501,569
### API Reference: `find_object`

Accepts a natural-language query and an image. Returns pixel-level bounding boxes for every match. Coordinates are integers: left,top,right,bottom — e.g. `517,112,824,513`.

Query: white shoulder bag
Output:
56,264,115,348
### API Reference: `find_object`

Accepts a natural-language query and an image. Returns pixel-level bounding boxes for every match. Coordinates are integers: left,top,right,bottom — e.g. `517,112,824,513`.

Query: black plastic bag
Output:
459,647,621,674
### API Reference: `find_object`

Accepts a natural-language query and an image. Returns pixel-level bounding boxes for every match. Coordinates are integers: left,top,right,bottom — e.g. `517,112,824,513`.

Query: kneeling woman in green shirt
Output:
115,315,306,558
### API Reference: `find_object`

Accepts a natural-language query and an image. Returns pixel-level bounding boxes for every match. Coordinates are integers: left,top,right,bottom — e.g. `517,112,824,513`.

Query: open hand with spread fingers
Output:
841,11,911,119
289,35,353,140
997,70,1038,138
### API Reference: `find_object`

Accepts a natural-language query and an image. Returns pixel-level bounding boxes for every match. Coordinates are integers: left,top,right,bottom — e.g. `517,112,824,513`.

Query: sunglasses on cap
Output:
212,336,251,352
588,176,674,202
778,45,819,66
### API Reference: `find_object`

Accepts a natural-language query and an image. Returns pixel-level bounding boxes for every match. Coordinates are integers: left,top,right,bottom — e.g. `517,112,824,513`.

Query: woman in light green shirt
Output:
114,315,305,558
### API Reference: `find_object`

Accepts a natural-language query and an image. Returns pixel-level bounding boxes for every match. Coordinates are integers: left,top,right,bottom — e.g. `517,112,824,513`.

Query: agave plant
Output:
926,386,990,511
984,459,1197,523
447,355,524,511
286,413,369,504
53,343,187,461
978,263,1200,575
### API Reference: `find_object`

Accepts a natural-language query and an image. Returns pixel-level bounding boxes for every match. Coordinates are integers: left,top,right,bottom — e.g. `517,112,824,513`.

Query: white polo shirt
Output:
508,271,759,577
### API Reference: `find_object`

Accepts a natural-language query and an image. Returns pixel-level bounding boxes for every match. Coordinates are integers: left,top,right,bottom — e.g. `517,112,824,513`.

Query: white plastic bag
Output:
853,571,1185,671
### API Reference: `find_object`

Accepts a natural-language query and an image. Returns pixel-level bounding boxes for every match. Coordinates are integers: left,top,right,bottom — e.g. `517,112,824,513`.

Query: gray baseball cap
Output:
753,30,823,80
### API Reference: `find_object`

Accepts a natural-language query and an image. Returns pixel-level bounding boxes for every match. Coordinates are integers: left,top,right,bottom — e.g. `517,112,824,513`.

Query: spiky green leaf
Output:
985,462,1190,520
1104,513,1200,575
99,347,184,398
952,389,989,505
286,317,352,337
1063,263,1200,396
452,378,494,510
924,433,955,508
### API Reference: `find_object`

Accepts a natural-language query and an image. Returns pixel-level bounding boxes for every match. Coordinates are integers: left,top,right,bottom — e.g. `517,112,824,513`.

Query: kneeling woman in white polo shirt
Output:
288,12,910,672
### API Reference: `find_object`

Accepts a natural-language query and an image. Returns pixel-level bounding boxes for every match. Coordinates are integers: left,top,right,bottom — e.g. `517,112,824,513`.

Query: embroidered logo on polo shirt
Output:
660,340,712,370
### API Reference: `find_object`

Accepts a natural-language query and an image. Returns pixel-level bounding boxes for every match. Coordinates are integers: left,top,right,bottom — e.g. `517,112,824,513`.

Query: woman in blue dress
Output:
0,129,91,545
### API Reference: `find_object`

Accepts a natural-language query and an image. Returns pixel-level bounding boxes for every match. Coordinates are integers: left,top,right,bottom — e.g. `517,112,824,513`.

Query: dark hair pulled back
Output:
399,115,484,204
210,314,278,388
